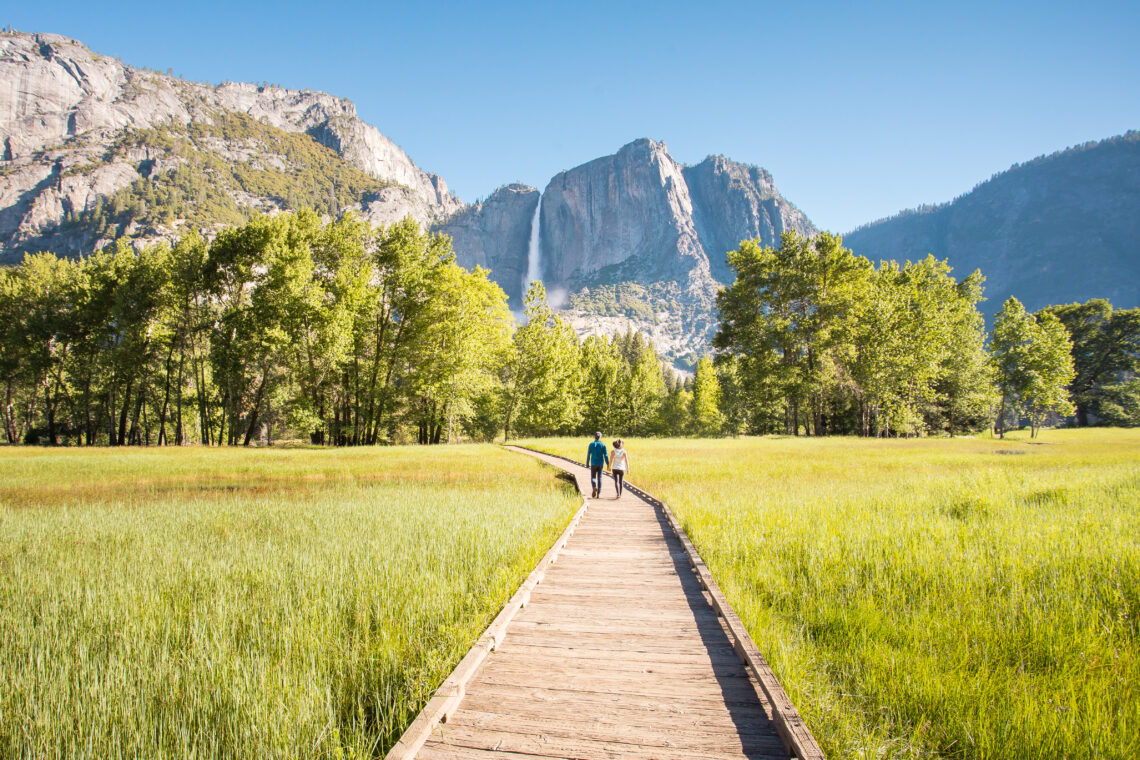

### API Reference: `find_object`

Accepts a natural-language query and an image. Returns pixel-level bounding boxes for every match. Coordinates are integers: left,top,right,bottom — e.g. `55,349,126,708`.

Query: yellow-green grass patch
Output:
0,445,578,759
521,429,1140,760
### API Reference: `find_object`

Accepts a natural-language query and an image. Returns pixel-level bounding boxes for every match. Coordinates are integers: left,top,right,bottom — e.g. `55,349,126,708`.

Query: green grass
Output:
0,445,579,759
521,429,1140,759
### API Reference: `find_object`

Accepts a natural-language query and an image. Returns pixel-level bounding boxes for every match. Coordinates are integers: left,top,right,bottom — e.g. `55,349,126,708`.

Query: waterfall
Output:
523,193,542,299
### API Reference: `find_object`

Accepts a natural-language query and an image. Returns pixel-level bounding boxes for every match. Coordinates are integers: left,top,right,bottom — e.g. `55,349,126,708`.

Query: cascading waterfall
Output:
523,193,542,298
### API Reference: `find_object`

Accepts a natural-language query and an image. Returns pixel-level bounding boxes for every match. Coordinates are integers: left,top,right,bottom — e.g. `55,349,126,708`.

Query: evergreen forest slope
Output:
844,132,1140,315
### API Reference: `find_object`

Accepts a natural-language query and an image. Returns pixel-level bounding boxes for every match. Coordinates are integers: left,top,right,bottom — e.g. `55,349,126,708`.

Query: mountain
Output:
439,183,539,304
844,132,1140,315
0,31,461,262
441,139,815,365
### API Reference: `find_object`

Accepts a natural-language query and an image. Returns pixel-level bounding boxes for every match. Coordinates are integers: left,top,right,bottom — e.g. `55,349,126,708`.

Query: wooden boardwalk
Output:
389,447,823,760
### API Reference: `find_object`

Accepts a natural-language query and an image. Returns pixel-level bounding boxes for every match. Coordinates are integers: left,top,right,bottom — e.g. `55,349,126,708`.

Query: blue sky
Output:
8,0,1139,231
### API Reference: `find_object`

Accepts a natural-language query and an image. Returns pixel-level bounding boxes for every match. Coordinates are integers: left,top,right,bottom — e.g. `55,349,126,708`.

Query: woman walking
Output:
609,439,629,498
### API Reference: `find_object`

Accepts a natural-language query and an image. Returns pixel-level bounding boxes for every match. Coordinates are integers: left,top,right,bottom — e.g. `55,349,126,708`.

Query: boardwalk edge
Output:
383,462,589,760
510,444,827,760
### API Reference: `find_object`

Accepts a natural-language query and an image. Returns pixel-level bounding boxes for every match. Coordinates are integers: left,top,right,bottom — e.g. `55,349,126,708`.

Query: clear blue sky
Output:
8,0,1139,232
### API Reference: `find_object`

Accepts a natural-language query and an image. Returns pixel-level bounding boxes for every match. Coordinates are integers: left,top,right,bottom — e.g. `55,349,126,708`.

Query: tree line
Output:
0,211,709,446
1,218,1136,446
713,231,1137,437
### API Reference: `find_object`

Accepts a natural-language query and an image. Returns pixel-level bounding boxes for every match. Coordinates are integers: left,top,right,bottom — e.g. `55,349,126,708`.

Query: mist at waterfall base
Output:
511,192,568,324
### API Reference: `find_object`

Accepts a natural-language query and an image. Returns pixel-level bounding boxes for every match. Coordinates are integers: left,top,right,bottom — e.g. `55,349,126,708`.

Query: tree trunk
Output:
44,378,58,445
129,379,146,445
175,348,185,445
243,370,269,446
3,380,15,444
117,376,133,446
157,340,177,445
996,390,1006,439
81,373,93,445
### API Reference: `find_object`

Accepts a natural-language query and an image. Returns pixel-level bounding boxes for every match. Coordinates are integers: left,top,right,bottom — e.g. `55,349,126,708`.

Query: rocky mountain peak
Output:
0,30,460,259
441,137,816,365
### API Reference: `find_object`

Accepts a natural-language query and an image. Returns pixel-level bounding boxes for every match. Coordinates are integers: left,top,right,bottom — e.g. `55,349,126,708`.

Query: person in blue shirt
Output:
586,431,609,499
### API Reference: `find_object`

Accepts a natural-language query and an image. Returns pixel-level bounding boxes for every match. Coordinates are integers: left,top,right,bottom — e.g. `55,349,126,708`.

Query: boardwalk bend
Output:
386,446,824,760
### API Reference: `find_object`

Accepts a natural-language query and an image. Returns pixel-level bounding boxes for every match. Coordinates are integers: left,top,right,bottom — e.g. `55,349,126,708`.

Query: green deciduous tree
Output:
578,335,624,435
502,281,582,438
716,231,993,437
1039,299,1140,426
690,356,723,436
991,297,1076,437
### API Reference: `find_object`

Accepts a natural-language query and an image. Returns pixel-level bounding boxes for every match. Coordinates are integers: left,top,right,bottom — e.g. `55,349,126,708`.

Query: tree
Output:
715,231,871,435
1022,311,1076,437
690,356,723,436
624,337,666,435
713,355,751,436
991,298,1034,437
502,281,581,438
991,298,1075,437
1039,300,1140,426
578,335,624,435
207,211,322,445
405,261,511,444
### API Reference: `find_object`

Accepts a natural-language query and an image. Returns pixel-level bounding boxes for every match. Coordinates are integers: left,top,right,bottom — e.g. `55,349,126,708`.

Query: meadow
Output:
523,429,1140,760
0,445,580,759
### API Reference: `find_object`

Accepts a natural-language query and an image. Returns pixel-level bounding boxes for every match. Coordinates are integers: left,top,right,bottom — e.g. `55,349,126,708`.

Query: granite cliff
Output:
844,132,1140,315
0,31,460,261
444,139,815,363
437,184,539,307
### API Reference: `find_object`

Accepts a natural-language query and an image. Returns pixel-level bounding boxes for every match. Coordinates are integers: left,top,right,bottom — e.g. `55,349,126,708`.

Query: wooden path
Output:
388,447,823,760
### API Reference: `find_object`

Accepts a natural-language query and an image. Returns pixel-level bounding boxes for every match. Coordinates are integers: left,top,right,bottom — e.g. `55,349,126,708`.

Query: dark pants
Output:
613,469,624,496
590,465,604,495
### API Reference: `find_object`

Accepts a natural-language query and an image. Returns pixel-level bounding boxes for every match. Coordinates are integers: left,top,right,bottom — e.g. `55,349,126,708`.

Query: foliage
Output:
1038,299,1140,426
524,430,1140,760
991,297,1076,437
0,213,510,446
715,230,997,436
501,281,583,438
690,356,723,435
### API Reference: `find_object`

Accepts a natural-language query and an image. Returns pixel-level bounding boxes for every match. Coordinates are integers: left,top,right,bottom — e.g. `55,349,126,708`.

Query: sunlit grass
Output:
0,445,579,759
522,429,1140,760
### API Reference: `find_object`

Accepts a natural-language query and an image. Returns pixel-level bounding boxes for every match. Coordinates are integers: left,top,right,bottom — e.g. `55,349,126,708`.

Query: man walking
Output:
586,432,609,499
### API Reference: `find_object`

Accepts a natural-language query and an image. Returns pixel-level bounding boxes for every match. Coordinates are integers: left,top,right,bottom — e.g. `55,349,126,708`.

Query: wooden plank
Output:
426,724,789,760
451,709,790,753
459,689,780,732
479,652,751,678
461,681,774,717
473,670,764,702
496,640,744,665
396,446,820,760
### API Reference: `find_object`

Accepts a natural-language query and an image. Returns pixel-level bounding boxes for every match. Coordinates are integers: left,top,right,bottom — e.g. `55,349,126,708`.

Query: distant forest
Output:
1,214,1137,446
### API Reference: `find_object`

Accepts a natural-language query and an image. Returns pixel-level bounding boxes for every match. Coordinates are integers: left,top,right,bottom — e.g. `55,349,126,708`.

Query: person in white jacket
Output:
608,439,629,498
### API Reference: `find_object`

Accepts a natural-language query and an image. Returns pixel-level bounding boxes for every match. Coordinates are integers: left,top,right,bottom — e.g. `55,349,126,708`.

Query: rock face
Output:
0,31,460,259
1,30,823,366
683,155,816,283
539,139,711,292
535,139,816,293
438,184,538,307
440,138,817,365
844,132,1140,314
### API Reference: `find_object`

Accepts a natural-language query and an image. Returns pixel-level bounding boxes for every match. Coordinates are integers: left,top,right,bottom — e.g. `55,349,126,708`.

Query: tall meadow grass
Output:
0,445,579,759
524,430,1140,759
